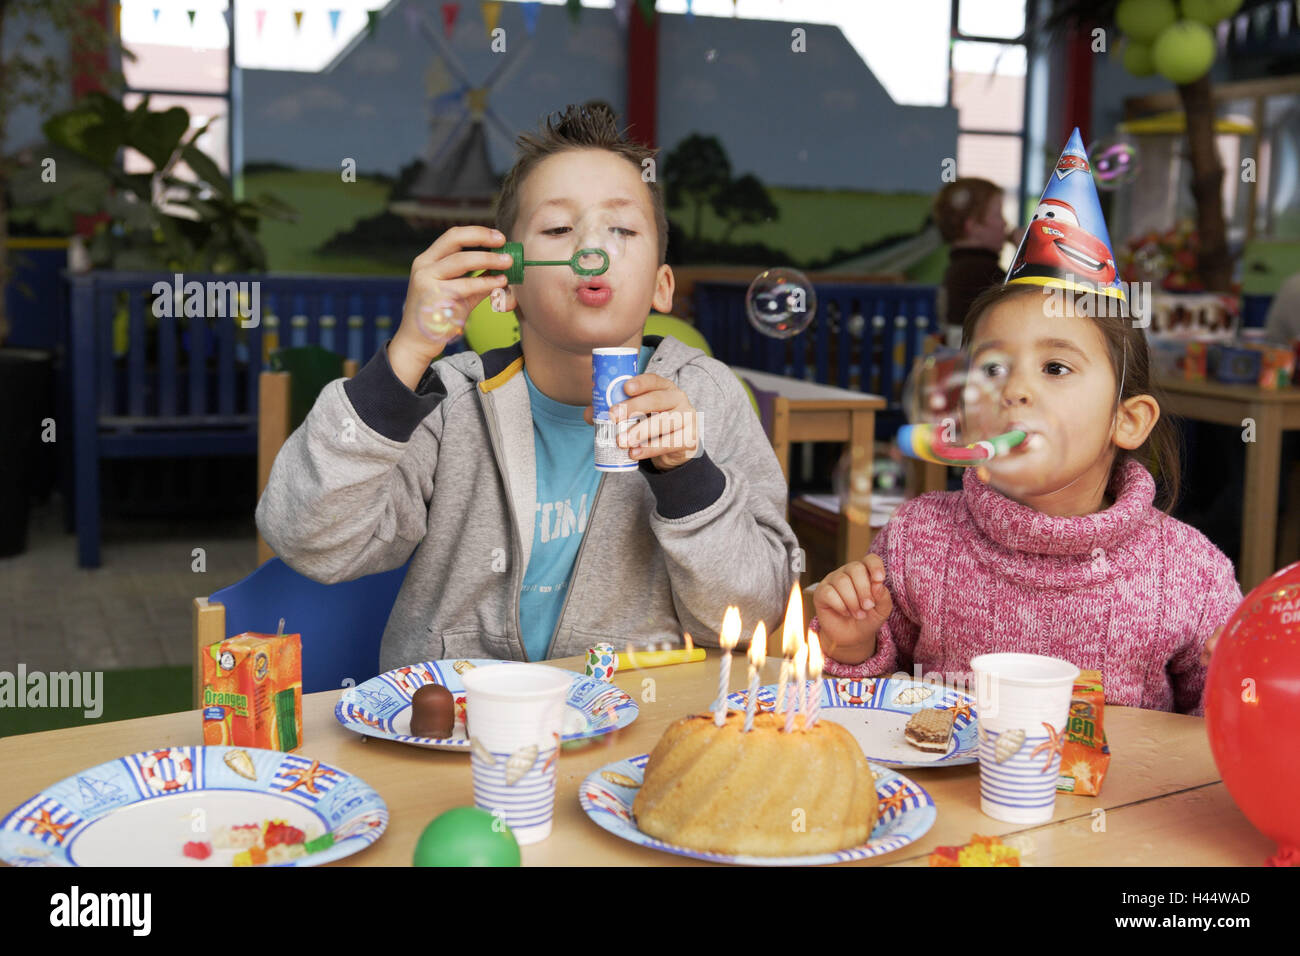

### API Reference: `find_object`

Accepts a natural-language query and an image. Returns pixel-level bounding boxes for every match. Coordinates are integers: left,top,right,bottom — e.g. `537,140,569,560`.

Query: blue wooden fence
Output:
693,280,939,418
67,271,466,567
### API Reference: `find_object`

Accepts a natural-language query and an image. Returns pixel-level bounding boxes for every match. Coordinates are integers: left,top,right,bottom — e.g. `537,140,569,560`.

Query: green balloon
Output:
412,807,522,867
1122,40,1156,77
1179,0,1221,25
1115,0,1178,41
1152,20,1217,85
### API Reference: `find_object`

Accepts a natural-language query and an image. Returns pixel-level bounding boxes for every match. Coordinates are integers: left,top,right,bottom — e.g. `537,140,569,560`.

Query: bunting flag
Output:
293,10,304,31
152,8,160,24
482,0,502,36
441,3,460,38
328,9,342,37
566,0,581,24
186,9,196,27
113,2,121,35
613,0,632,29
522,1,540,34
686,0,694,20
255,9,267,37
366,9,381,38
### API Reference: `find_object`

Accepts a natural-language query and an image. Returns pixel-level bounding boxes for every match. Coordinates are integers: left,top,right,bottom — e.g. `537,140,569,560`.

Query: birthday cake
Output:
631,711,878,857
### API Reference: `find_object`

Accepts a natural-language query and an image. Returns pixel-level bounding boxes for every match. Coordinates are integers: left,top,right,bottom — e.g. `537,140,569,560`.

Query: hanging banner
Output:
442,3,461,39
482,0,502,37
522,2,540,34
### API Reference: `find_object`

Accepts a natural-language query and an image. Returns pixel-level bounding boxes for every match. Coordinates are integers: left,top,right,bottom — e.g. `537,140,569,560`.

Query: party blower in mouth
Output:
895,424,1027,466
487,242,610,284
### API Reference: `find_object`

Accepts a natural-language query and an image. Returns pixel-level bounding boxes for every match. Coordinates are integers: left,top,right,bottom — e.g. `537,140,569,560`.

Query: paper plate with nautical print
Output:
0,746,387,866
335,659,637,751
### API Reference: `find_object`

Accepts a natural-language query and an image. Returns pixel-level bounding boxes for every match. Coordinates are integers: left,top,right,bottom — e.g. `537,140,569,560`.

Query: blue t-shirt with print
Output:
519,346,653,660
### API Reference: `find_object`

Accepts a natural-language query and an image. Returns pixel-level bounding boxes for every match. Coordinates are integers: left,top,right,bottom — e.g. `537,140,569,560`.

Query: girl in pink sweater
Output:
811,282,1242,715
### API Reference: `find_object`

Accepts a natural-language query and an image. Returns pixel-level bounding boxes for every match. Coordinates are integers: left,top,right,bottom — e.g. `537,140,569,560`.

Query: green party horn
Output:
487,242,610,284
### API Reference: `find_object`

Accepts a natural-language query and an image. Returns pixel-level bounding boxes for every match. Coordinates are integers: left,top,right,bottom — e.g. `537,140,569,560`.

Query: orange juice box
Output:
1056,669,1110,797
202,633,303,753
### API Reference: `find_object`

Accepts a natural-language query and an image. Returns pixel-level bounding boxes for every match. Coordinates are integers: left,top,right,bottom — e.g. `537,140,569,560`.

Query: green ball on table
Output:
412,807,522,867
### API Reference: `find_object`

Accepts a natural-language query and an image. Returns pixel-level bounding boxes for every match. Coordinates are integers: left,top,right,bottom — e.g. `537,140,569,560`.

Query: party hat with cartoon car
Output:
1006,127,1125,302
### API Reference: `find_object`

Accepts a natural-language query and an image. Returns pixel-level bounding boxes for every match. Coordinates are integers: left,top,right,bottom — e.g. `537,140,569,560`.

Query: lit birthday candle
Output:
778,583,803,732
790,635,808,733
774,657,791,729
806,630,824,730
742,622,767,733
713,606,742,727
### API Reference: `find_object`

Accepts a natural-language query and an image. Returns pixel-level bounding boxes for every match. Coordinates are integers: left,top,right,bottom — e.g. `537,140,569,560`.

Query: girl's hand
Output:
1199,625,1224,667
812,554,892,665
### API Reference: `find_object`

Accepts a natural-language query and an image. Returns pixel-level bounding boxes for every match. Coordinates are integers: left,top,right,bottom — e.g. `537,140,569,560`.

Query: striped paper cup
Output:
970,653,1078,824
461,664,571,845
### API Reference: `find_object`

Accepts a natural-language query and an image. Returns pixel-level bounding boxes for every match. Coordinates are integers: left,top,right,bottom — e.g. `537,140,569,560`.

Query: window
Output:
950,0,1029,257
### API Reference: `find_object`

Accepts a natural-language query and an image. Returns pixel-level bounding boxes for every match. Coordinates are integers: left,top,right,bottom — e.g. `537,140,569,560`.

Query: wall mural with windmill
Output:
240,1,958,276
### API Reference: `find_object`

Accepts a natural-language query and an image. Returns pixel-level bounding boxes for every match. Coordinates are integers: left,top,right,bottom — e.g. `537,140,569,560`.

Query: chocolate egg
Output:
409,683,455,738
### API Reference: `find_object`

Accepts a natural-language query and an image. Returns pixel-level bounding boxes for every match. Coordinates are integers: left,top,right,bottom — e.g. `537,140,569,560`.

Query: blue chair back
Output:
208,558,409,693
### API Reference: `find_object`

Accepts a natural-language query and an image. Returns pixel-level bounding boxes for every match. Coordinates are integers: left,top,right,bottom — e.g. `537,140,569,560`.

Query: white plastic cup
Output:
461,663,572,845
970,653,1079,824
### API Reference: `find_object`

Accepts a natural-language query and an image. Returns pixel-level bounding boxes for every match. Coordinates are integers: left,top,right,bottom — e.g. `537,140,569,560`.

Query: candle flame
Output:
749,622,767,668
807,629,823,679
794,635,808,675
781,582,803,657
721,606,742,650
684,633,694,652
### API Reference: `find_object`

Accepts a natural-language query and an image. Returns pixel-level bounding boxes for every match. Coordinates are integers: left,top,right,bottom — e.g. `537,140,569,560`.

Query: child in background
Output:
933,178,1021,340
810,281,1241,715
258,104,798,670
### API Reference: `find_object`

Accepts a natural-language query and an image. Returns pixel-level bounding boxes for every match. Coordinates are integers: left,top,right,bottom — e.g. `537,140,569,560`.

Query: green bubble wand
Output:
487,242,610,284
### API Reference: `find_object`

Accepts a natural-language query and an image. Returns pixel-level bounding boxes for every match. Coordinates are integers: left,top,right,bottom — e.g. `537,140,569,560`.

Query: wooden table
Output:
1155,375,1300,591
736,367,887,567
0,653,1273,866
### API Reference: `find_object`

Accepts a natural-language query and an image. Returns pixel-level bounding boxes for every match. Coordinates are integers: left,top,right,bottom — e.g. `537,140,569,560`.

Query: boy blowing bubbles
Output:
392,110,689,464
258,104,799,668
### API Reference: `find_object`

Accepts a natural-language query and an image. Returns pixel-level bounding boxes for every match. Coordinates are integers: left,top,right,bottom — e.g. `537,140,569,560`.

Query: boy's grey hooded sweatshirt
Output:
256,333,800,671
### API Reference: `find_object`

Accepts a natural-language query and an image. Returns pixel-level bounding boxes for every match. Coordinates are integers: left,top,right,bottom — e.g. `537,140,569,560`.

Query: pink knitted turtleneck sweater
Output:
817,458,1242,715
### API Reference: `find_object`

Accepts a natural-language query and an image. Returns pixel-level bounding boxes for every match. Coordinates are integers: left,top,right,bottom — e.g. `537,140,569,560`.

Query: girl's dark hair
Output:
959,282,1182,513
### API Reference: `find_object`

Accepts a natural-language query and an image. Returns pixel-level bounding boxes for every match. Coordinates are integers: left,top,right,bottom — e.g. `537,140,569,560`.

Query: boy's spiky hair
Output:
495,102,669,265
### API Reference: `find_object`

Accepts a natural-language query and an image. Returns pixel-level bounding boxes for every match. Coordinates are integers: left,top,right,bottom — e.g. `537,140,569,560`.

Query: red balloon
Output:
1205,561,1300,861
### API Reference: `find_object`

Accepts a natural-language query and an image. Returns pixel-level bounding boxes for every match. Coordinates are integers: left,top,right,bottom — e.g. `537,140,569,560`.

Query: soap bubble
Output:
832,445,874,527
900,346,1010,447
413,286,465,344
745,268,816,339
1087,135,1140,191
